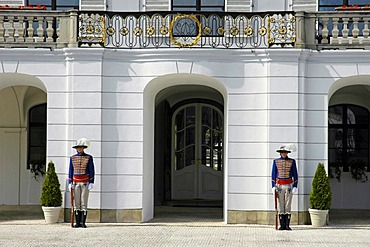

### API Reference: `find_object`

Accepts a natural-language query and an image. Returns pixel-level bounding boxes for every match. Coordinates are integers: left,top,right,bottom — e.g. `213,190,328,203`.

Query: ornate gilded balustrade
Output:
1,9,370,50
78,11,296,49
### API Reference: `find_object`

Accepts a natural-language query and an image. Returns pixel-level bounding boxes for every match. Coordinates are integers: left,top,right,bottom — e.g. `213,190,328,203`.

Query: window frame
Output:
328,104,370,172
25,0,79,10
318,0,370,11
171,0,225,12
27,103,47,170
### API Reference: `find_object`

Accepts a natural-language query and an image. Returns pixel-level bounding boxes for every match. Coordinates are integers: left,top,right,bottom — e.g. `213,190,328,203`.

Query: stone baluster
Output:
352,18,359,45
341,17,349,45
321,17,329,44
0,16,4,42
46,17,54,42
26,16,35,42
362,18,370,45
331,17,339,45
36,17,45,42
56,16,60,43
7,16,15,42
17,16,25,43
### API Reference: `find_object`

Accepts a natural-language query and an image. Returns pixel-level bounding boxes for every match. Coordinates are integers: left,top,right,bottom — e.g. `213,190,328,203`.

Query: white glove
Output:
68,184,74,191
272,187,276,193
292,187,297,194
88,183,94,190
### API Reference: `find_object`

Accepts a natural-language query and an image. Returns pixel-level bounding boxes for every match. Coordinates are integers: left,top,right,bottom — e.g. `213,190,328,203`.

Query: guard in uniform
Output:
68,138,95,228
271,144,298,230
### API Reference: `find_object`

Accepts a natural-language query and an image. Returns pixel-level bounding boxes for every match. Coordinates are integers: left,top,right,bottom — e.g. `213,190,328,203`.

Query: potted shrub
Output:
309,163,332,227
40,161,63,224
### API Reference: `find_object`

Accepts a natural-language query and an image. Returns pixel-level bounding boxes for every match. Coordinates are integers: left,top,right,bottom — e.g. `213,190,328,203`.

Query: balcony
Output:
0,9,370,50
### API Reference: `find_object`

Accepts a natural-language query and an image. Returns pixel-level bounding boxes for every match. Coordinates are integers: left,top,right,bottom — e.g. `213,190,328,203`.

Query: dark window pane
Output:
30,127,46,145
328,104,369,170
28,104,47,170
27,0,78,9
175,109,185,130
30,105,46,123
349,0,370,4
57,0,78,5
319,6,337,10
351,128,369,148
202,106,211,126
173,0,224,11
185,127,195,146
329,128,343,148
176,129,185,150
347,105,369,124
173,0,196,6
186,107,195,126
201,7,224,11
202,0,224,6
329,106,343,124
319,0,344,4
28,0,51,5
329,148,343,164
185,145,195,166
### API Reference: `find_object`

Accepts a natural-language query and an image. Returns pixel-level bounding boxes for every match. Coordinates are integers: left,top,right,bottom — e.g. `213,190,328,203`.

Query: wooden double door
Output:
171,103,223,200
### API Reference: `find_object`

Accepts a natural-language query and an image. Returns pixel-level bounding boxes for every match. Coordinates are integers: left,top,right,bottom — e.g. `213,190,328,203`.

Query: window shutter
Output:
145,0,170,11
226,0,252,12
80,0,106,11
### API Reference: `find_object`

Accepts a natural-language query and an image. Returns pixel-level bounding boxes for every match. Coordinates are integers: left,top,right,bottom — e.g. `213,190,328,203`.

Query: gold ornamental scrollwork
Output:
217,27,225,35
203,26,211,35
160,26,169,35
244,27,253,36
120,27,129,36
147,26,155,36
169,14,202,48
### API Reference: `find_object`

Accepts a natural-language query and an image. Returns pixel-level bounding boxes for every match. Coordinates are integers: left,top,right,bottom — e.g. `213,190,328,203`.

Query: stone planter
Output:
309,208,329,227
42,206,62,224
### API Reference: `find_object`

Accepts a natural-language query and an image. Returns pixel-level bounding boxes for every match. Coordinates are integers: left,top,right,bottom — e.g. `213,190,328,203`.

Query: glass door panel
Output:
172,103,223,200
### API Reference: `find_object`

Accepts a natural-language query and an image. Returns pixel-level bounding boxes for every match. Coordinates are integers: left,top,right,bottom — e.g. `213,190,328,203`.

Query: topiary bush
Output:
309,163,332,210
40,161,62,207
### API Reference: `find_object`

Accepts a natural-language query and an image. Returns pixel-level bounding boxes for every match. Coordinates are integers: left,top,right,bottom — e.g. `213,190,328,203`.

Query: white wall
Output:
1,47,370,215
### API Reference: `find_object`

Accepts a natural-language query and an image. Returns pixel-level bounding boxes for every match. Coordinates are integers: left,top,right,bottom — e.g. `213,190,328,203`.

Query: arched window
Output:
329,104,369,172
27,104,47,170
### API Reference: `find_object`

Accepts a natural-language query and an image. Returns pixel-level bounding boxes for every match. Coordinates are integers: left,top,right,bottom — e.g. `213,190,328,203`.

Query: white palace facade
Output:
1,0,370,224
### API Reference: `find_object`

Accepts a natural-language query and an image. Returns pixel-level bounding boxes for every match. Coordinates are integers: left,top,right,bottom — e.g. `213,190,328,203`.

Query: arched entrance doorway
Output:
154,85,224,204
328,76,370,224
0,73,47,206
142,73,227,221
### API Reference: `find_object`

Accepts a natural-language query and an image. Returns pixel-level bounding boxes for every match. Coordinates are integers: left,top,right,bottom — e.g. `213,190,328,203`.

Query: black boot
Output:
278,214,286,230
81,211,87,228
285,214,292,230
74,210,82,228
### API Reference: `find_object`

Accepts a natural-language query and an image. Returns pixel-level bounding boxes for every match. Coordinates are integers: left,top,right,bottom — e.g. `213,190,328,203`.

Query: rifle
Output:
70,187,74,228
274,189,278,230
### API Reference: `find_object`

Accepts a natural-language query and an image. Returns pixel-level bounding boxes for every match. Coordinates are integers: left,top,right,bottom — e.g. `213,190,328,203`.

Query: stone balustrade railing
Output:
296,11,370,50
1,10,370,50
0,10,77,48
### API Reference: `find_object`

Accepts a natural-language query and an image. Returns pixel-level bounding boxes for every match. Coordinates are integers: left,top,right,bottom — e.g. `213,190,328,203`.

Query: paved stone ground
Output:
0,207,369,247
